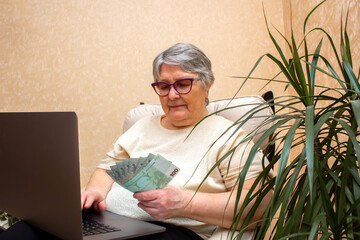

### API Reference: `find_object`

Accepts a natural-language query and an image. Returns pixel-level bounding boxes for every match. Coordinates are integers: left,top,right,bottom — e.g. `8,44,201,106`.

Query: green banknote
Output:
106,154,180,192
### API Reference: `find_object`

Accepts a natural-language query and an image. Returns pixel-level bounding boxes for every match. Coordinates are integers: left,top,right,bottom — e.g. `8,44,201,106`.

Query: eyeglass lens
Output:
152,79,193,96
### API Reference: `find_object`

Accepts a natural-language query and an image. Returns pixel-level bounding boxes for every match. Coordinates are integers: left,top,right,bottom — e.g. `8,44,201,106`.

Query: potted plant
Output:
0,210,18,230
204,0,359,239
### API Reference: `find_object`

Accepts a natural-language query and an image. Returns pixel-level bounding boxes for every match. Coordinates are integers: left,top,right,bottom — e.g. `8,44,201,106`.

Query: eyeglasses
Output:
151,78,194,96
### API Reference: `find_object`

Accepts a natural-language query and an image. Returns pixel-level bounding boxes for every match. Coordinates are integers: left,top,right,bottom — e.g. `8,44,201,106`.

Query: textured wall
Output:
1,0,284,186
282,0,359,99
4,0,357,188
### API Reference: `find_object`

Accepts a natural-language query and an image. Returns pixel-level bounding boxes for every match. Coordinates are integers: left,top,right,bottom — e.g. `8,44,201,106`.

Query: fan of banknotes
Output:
106,153,180,193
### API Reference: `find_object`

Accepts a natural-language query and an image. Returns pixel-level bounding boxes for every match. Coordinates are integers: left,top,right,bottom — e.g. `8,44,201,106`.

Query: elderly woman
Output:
81,42,272,240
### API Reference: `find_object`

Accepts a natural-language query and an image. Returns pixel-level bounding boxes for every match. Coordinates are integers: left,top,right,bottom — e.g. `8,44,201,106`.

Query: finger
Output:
97,200,107,211
80,194,86,210
137,202,147,210
137,202,157,214
133,190,160,201
137,202,166,220
83,195,95,209
138,199,158,208
81,194,92,209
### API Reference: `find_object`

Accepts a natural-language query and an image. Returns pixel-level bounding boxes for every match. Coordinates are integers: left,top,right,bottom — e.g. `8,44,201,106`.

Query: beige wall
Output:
1,0,358,187
283,0,360,99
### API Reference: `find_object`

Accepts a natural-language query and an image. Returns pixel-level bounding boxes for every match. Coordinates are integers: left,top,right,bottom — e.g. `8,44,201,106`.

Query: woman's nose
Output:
168,85,180,99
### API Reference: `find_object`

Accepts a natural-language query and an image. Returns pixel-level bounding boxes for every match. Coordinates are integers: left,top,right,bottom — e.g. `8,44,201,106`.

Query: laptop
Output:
0,112,165,239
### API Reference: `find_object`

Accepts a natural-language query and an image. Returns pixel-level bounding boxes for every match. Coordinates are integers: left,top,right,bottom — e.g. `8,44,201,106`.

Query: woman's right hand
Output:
80,168,114,211
81,188,107,211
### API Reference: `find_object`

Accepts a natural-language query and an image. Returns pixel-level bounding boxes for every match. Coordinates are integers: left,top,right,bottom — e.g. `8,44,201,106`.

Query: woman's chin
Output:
166,115,192,128
168,108,186,118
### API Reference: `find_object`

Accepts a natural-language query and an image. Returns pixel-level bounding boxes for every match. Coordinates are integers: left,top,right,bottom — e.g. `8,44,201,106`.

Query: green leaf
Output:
305,106,315,202
343,61,360,97
263,5,291,70
303,0,327,34
309,39,323,96
308,213,326,239
350,100,360,131
275,148,308,238
275,118,301,187
291,32,309,101
335,118,360,170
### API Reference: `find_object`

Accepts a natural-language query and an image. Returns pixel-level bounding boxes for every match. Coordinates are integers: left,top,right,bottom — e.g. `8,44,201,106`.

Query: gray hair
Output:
153,43,214,89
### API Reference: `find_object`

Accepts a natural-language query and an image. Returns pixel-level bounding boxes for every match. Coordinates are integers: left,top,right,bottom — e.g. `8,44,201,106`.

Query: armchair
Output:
116,93,275,240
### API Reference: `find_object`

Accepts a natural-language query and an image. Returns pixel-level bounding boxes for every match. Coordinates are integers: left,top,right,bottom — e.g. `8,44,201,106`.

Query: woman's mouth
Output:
169,104,185,109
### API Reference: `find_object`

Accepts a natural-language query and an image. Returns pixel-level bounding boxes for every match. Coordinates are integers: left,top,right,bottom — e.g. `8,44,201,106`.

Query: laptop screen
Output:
0,112,83,239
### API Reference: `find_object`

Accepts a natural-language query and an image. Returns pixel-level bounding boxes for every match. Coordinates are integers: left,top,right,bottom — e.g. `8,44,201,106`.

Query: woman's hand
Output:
81,168,114,211
133,187,192,219
134,178,273,230
81,188,107,211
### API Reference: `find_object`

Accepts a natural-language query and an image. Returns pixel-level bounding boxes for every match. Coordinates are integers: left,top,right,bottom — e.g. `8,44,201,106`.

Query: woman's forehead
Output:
159,64,196,80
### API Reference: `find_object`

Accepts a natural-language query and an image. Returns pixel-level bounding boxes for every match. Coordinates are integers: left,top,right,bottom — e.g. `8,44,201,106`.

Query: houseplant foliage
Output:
204,0,360,239
0,210,18,229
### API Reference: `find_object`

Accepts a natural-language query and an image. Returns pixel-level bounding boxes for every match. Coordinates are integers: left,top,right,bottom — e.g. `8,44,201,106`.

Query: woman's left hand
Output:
133,187,192,219
133,178,273,230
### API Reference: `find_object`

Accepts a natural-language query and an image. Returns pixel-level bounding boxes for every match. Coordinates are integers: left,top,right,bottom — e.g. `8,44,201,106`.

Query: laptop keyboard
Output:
82,218,121,236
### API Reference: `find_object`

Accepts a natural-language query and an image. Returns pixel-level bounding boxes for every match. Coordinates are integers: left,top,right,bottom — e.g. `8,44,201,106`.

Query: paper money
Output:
106,153,180,193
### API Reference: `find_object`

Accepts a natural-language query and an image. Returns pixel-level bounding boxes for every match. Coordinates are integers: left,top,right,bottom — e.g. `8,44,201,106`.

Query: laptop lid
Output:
0,112,165,239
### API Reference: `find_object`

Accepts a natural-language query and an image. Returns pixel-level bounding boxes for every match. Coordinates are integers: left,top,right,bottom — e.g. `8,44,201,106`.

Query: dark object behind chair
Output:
261,91,275,163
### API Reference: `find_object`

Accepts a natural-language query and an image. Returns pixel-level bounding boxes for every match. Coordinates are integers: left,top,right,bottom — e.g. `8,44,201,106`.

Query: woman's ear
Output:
204,87,210,105
205,86,210,98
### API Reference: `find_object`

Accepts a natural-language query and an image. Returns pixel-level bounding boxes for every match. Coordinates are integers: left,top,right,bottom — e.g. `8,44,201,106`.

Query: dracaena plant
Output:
202,0,360,239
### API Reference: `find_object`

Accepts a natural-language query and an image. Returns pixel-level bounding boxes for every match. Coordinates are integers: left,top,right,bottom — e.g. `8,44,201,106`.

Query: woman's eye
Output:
159,85,169,90
176,81,191,88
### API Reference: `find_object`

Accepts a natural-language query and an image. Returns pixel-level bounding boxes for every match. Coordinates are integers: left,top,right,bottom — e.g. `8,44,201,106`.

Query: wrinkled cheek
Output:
159,98,169,113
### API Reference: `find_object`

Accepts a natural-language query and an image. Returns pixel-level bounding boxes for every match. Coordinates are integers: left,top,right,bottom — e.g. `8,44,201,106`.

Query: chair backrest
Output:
123,93,274,151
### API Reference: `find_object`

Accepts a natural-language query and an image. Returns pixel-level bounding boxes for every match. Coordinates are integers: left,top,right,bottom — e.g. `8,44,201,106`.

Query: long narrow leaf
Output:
343,61,360,97
305,106,315,202
303,0,327,33
291,32,309,103
263,4,291,70
275,118,301,188
335,118,360,168
275,148,307,238
309,39,323,96
309,213,326,239
350,100,360,131
343,4,352,66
